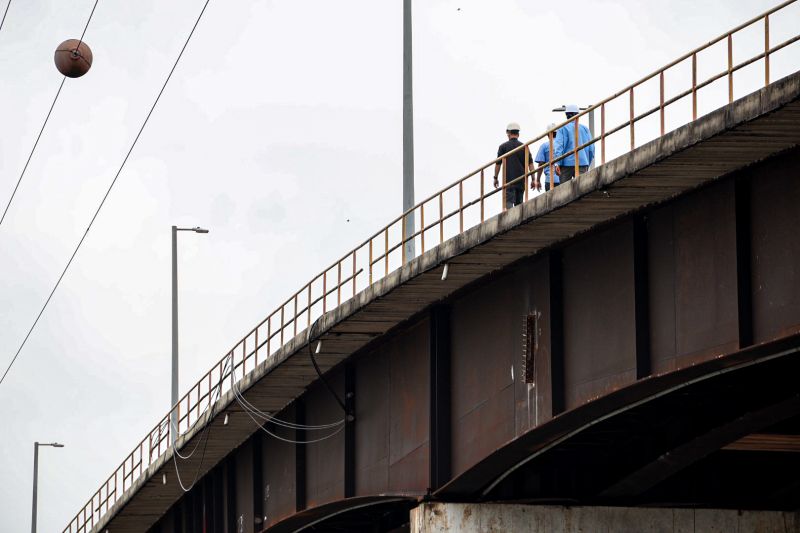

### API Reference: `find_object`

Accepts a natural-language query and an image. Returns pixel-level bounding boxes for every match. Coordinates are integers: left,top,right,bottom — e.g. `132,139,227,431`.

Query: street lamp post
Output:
171,225,209,444
403,0,415,262
31,441,64,533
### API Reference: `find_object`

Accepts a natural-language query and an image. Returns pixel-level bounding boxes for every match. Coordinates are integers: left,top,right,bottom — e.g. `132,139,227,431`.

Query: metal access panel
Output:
562,221,637,410
515,255,553,434
648,179,739,373
304,369,345,509
451,271,520,477
750,148,800,343
261,404,296,529
354,317,431,495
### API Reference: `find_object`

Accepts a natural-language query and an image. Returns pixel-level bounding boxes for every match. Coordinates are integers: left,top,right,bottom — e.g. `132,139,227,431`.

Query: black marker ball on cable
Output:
54,39,93,78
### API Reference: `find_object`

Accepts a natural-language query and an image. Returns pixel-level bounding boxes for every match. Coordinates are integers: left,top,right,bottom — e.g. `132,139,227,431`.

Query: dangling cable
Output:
232,378,343,430
307,317,347,414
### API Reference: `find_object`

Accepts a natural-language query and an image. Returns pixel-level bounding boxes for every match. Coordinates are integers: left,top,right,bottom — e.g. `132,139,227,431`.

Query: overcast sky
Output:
1,0,797,530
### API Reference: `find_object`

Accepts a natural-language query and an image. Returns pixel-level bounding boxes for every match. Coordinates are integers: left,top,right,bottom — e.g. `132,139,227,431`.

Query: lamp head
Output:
192,227,209,234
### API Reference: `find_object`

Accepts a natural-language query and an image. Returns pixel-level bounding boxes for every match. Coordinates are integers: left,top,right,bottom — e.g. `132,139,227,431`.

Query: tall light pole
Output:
31,441,64,533
403,0,416,262
171,225,209,444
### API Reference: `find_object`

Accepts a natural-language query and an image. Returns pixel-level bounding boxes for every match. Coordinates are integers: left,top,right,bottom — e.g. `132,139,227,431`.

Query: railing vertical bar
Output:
401,216,407,264
765,15,770,86
323,271,327,313
728,34,734,102
420,204,426,253
629,87,635,149
254,328,259,367
307,284,312,326
458,181,464,232
480,169,485,221
548,134,554,190
573,119,580,178
439,193,444,244
369,238,374,284
294,295,298,337
267,316,272,357
523,145,530,202
502,157,508,211
352,251,357,297
659,71,665,136
242,338,246,375
384,228,389,276
337,262,342,306
280,306,285,346
600,103,606,165
692,52,698,120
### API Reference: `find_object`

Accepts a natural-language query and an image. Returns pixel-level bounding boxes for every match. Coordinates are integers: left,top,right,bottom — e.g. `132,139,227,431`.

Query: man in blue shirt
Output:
534,123,558,192
553,104,595,183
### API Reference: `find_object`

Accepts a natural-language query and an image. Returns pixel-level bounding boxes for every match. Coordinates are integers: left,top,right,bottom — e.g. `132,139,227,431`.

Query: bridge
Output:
65,3,800,532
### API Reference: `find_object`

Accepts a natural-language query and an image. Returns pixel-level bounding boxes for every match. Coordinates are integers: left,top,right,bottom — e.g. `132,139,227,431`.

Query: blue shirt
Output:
534,142,558,183
553,121,595,167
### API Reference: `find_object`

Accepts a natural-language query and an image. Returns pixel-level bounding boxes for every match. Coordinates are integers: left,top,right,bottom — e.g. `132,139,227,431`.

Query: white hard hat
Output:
565,104,580,113
506,122,521,132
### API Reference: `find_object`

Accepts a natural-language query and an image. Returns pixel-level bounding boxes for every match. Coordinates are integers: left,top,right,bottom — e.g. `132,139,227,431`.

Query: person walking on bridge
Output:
494,122,534,209
553,104,595,183
534,123,558,192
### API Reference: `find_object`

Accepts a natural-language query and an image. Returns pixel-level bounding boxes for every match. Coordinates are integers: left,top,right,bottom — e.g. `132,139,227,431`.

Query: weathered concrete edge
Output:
410,503,800,532
86,70,800,532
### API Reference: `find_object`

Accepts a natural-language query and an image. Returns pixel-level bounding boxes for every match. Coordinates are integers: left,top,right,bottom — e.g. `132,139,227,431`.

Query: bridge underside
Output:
92,73,800,533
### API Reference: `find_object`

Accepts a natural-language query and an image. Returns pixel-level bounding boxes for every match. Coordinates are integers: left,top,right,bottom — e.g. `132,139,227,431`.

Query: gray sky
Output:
0,0,796,530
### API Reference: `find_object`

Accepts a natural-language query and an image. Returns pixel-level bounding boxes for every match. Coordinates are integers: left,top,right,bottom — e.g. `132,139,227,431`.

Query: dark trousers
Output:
558,165,589,183
505,183,524,208
544,179,560,192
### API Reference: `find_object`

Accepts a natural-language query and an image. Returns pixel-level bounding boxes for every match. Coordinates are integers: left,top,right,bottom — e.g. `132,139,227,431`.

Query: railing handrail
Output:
63,1,799,530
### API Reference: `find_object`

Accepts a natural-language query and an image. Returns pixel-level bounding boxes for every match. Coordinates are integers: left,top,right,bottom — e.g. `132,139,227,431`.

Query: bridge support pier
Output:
410,503,800,532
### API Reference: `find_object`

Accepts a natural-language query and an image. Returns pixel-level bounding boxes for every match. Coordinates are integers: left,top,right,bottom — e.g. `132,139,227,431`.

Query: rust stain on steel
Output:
262,404,297,529
451,272,519,477
562,221,637,410
673,180,739,365
388,318,430,492
304,371,345,509
750,149,800,344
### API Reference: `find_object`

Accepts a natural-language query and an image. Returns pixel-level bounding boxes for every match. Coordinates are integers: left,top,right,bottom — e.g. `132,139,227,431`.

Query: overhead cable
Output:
0,0,11,33
0,0,214,387
0,0,100,226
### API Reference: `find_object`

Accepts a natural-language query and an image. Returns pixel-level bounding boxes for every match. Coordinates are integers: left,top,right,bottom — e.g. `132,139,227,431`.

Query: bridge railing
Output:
64,1,800,531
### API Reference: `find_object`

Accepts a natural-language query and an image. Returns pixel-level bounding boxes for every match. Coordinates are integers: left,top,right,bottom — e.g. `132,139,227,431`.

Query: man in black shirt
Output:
494,122,533,209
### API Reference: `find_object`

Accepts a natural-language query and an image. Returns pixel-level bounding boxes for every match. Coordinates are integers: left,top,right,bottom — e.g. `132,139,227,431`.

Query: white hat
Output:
506,122,521,132
565,104,579,113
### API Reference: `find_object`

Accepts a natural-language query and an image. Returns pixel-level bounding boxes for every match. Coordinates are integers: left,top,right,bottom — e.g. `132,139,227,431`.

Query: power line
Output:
0,0,214,387
0,78,66,226
0,0,11,33
0,0,100,226
77,0,99,48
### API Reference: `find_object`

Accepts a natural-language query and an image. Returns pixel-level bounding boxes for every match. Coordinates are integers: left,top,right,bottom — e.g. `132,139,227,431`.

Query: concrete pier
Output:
411,503,800,532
